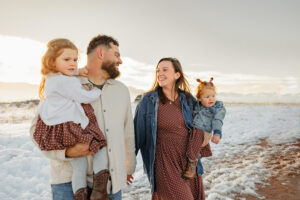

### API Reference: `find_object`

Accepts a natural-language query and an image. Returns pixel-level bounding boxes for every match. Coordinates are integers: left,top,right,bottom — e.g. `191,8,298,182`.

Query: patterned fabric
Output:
152,97,205,200
186,128,213,160
33,104,107,153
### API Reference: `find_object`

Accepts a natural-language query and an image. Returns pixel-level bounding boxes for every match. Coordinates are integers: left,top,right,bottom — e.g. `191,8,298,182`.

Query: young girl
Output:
183,77,226,179
33,38,110,200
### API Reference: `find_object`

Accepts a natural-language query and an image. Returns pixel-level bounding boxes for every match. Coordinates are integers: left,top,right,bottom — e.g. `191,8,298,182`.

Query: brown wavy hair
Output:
149,57,191,104
195,77,215,100
87,34,119,54
39,38,78,99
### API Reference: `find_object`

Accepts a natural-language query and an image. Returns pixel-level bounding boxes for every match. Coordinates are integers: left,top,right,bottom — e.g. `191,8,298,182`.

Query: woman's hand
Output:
65,143,93,158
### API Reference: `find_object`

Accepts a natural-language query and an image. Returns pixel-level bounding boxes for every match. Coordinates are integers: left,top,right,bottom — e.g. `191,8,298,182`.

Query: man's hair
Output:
87,34,119,54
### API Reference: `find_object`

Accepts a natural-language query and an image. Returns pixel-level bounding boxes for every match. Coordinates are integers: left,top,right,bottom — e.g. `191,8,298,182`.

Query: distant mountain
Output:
0,82,39,103
127,86,145,102
0,82,145,103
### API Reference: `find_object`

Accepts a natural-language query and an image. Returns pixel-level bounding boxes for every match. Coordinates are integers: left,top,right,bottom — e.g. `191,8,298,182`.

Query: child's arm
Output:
212,101,226,142
54,75,101,104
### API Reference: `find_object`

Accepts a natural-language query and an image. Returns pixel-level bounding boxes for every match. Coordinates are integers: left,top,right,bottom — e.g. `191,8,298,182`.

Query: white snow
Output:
0,103,299,200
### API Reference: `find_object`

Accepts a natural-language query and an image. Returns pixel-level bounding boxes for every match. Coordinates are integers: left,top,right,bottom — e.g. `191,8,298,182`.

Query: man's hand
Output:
211,135,220,144
78,66,88,77
127,174,134,185
65,143,93,158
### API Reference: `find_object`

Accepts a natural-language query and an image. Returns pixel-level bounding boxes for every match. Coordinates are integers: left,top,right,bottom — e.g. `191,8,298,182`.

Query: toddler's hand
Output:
211,135,220,144
78,66,88,77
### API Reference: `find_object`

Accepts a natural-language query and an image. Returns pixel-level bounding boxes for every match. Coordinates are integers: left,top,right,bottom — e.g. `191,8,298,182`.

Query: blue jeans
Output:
108,190,122,200
51,182,73,200
51,182,122,200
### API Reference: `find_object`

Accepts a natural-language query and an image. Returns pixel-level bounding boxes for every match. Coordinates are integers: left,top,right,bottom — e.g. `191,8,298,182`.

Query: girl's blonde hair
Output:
39,38,78,99
196,77,216,100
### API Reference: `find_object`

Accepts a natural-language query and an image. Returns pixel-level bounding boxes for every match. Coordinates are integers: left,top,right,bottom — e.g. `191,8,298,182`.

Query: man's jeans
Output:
51,182,122,200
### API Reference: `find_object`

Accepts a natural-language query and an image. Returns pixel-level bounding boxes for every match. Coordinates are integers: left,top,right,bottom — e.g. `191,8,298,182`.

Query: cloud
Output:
0,35,299,100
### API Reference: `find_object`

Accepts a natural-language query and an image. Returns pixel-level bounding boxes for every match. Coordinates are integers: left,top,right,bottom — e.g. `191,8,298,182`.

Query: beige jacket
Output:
30,78,136,194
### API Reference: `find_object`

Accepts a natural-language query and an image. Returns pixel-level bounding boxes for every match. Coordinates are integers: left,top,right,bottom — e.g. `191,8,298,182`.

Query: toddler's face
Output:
200,88,216,107
55,48,78,76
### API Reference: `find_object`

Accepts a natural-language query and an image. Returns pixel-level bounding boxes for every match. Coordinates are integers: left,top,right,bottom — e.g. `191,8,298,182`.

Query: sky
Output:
0,0,299,79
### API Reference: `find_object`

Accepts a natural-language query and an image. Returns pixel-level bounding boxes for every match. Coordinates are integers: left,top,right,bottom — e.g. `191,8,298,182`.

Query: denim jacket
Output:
134,88,203,193
193,101,226,138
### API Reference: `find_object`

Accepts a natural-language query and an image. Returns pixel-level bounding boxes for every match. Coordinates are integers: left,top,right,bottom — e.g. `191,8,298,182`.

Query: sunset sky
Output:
0,0,299,86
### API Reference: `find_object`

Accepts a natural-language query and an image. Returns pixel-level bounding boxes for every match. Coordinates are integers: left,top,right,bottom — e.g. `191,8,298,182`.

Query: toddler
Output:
183,77,226,179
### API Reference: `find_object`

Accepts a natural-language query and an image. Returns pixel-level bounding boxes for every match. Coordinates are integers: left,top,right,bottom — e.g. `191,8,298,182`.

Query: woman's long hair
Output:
149,57,191,104
39,38,78,99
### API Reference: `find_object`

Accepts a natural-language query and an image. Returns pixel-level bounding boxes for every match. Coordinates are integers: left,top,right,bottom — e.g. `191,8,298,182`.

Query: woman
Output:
134,57,206,199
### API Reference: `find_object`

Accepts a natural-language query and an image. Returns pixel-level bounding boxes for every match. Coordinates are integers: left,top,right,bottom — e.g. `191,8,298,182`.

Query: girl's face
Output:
156,61,180,89
55,48,78,76
200,88,216,107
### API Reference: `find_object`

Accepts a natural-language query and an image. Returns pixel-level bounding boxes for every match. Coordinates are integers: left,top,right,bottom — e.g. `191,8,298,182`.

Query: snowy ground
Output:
0,102,299,200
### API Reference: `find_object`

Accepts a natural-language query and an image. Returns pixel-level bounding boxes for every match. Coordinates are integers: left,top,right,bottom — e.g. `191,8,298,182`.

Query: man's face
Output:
102,43,123,79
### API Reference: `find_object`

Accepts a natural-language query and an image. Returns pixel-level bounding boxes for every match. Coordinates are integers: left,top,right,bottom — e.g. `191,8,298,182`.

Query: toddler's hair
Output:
196,77,215,100
39,38,78,99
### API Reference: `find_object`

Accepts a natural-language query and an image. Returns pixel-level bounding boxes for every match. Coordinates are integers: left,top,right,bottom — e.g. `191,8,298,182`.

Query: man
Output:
30,35,136,200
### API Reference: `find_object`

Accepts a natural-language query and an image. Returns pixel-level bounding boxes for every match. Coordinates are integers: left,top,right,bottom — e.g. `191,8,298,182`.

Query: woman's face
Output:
156,61,180,89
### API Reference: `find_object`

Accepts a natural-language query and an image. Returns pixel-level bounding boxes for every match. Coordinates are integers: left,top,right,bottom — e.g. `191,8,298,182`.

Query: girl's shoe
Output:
182,160,198,179
90,169,112,200
74,187,89,200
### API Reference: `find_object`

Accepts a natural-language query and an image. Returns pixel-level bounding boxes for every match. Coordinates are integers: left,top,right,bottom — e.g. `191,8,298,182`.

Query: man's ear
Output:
96,47,104,60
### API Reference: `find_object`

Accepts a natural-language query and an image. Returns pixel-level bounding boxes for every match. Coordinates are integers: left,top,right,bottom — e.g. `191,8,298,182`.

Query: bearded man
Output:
30,35,136,200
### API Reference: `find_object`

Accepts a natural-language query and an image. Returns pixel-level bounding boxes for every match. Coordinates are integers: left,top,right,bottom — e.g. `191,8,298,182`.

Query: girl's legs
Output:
70,157,88,193
90,147,110,200
186,128,206,160
183,128,206,179
93,147,108,173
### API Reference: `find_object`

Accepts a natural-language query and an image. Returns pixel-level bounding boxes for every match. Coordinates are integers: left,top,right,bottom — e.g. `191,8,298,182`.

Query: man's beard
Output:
102,60,120,79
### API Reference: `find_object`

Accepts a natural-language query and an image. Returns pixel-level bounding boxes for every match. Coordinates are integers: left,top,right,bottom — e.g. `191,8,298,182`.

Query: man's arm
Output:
123,92,137,177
